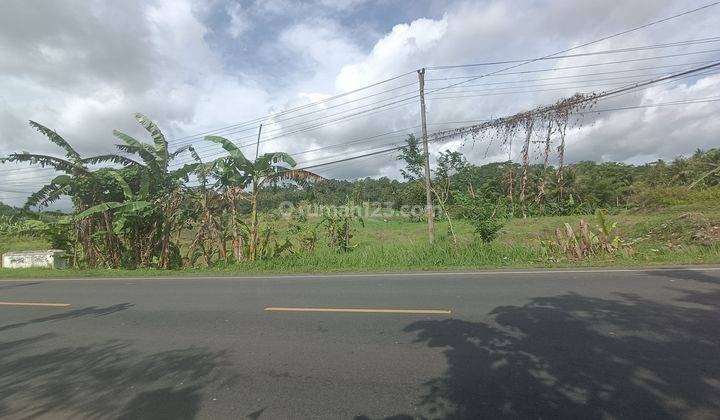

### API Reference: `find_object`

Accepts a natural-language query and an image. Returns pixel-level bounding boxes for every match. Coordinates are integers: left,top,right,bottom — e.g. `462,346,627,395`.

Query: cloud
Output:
1,0,719,208
284,0,720,177
226,3,251,38
0,0,273,207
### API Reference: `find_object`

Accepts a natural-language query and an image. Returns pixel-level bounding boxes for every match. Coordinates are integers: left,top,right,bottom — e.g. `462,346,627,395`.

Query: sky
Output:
1,0,719,207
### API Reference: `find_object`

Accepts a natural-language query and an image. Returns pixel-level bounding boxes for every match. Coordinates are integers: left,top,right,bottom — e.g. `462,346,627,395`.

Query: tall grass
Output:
2,200,720,278
230,239,542,273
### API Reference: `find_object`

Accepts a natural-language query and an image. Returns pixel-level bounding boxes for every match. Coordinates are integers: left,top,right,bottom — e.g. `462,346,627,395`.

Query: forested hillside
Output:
258,142,720,216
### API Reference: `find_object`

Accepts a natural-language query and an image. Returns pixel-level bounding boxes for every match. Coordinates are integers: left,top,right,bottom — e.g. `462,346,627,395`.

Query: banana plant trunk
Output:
102,210,120,268
160,189,182,269
213,217,228,264
249,178,259,261
227,187,242,261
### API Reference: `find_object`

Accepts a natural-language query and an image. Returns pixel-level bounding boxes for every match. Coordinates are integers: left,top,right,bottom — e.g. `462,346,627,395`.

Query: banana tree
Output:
74,169,154,267
107,113,199,268
184,146,229,266
2,121,133,266
205,135,322,261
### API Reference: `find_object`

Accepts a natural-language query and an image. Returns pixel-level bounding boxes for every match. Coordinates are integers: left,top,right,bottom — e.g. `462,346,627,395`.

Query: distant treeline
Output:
258,147,720,216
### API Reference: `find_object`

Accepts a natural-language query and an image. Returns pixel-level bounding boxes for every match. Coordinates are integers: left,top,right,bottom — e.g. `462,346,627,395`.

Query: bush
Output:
454,193,505,243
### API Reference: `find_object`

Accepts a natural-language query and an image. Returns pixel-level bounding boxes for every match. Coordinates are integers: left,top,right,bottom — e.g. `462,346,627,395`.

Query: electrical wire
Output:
3,95,719,194
424,2,720,95
426,36,720,69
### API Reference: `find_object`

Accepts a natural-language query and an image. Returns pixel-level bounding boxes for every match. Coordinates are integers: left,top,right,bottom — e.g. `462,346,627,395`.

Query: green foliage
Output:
397,134,425,182
454,192,505,243
319,198,364,252
4,114,720,273
0,214,73,252
540,210,634,261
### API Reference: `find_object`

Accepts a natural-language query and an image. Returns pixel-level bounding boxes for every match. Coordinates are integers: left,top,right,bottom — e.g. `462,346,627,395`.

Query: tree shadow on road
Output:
0,333,239,419
649,268,720,286
0,281,43,291
358,278,720,419
0,303,135,332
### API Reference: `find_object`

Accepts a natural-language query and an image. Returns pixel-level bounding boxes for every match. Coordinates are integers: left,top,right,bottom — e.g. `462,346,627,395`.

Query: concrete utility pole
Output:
417,68,435,243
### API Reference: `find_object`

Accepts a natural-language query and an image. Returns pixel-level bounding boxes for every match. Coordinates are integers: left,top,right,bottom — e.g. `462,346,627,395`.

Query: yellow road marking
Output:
264,307,451,315
0,301,70,307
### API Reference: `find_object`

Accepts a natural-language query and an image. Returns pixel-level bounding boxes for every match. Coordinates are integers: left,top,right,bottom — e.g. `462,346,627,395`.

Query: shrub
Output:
539,209,634,260
454,193,505,243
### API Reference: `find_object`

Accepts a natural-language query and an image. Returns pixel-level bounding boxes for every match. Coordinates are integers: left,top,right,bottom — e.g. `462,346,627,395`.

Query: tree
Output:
205,135,322,261
104,113,199,268
2,121,132,266
397,134,424,181
432,150,469,244
183,147,228,266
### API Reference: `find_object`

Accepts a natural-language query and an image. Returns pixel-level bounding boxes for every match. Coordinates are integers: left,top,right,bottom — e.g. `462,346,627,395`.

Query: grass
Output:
2,203,720,279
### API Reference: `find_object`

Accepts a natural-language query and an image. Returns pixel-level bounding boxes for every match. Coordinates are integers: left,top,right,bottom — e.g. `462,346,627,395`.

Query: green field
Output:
2,200,719,279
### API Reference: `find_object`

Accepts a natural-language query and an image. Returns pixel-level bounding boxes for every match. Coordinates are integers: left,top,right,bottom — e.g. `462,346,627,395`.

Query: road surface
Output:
1,267,719,419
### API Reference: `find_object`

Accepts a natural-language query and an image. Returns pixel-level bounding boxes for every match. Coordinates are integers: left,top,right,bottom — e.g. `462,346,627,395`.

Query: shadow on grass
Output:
357,270,720,419
0,334,239,419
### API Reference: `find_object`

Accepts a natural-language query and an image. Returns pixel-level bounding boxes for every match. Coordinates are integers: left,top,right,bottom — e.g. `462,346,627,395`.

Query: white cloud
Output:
1,0,719,208
336,17,449,92
0,0,274,207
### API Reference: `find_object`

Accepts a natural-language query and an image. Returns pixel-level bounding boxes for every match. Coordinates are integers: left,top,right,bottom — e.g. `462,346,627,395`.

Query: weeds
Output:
539,210,635,260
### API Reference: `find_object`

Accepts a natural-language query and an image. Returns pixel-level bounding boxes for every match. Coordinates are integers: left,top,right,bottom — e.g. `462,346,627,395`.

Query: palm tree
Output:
205,135,322,261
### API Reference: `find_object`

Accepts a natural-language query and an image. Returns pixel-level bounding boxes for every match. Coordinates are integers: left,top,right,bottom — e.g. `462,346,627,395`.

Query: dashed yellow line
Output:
264,307,451,315
0,301,70,307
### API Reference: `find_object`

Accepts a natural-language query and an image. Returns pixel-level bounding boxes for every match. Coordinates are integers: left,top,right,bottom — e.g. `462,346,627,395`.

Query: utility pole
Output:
417,68,435,243
255,123,263,159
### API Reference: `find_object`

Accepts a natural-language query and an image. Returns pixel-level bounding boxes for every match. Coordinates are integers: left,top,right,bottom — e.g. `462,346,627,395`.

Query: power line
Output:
5,63,714,178
4,60,717,182
4,95,719,192
7,44,704,171
8,3,714,181
168,80,419,147
168,98,422,167
166,35,720,147
176,63,716,165
298,97,720,173
424,52,720,81
169,38,720,147
424,2,720,95
171,88,420,149
428,61,720,141
167,71,416,143
426,37,720,69
427,70,690,94
194,64,720,174
424,60,717,86
297,65,720,170
426,78,691,100
171,60,717,165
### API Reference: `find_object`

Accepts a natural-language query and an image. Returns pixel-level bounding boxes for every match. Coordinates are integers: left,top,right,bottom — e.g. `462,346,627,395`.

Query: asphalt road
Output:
1,267,719,419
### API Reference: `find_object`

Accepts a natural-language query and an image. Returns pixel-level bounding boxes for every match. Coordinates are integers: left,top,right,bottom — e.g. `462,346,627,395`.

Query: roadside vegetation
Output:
1,114,719,278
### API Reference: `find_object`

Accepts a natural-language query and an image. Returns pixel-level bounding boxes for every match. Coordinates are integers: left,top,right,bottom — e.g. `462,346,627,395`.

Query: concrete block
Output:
2,250,68,269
